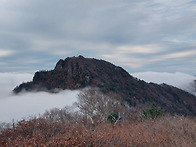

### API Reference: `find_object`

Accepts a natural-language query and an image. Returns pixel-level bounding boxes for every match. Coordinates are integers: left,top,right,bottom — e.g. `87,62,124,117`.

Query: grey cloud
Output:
0,0,195,74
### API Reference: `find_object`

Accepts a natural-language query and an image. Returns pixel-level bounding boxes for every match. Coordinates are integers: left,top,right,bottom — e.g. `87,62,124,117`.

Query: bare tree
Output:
42,106,81,123
74,87,130,124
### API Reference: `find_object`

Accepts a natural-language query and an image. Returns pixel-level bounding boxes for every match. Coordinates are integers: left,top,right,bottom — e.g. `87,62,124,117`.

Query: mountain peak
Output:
13,56,196,116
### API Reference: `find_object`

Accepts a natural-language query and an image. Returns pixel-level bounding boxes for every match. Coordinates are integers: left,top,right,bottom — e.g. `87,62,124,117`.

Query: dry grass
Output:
1,115,196,147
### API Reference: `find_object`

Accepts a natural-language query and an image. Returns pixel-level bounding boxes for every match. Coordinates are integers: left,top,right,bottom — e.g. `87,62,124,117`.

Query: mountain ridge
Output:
13,56,196,116
132,72,196,96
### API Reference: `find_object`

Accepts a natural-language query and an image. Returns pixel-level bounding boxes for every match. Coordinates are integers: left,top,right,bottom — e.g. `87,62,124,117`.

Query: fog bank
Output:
0,72,79,123
1,72,196,123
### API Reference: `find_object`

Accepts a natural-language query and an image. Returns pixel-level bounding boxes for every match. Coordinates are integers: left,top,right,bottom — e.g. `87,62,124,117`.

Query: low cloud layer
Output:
0,72,79,123
1,72,196,123
132,72,196,96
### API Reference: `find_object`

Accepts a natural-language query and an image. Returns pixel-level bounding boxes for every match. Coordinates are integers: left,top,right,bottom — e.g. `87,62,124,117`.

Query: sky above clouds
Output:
0,0,196,74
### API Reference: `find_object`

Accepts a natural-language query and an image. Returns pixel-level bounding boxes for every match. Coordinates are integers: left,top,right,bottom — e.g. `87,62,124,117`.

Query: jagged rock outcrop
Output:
13,56,196,116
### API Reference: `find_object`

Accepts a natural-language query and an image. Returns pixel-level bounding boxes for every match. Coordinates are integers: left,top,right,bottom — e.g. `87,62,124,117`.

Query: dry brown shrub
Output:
0,115,196,147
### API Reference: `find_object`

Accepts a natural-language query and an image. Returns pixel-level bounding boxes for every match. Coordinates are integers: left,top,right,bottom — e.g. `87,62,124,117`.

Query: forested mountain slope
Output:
13,56,196,116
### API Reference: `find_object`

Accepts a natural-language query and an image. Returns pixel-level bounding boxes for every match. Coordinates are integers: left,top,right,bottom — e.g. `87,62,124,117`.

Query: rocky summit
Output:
13,56,196,116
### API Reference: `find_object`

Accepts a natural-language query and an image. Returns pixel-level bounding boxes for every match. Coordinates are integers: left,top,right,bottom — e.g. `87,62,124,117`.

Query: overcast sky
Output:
0,0,196,74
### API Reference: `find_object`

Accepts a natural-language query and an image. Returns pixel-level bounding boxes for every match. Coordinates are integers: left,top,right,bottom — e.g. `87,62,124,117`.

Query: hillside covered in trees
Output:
13,56,196,116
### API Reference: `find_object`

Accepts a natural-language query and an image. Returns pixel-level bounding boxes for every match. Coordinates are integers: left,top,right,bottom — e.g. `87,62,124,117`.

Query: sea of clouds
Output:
0,72,79,123
0,72,196,123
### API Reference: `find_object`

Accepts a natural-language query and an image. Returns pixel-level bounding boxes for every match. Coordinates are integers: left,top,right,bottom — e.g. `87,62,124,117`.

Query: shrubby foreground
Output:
1,114,196,147
1,88,196,146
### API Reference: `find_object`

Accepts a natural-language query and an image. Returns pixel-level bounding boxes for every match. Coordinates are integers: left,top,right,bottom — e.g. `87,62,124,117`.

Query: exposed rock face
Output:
13,56,196,116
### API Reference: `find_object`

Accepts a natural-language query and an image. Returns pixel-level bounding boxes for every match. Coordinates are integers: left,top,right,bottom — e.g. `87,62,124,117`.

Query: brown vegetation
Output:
7,77,196,146
1,113,196,147
4,87,196,146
